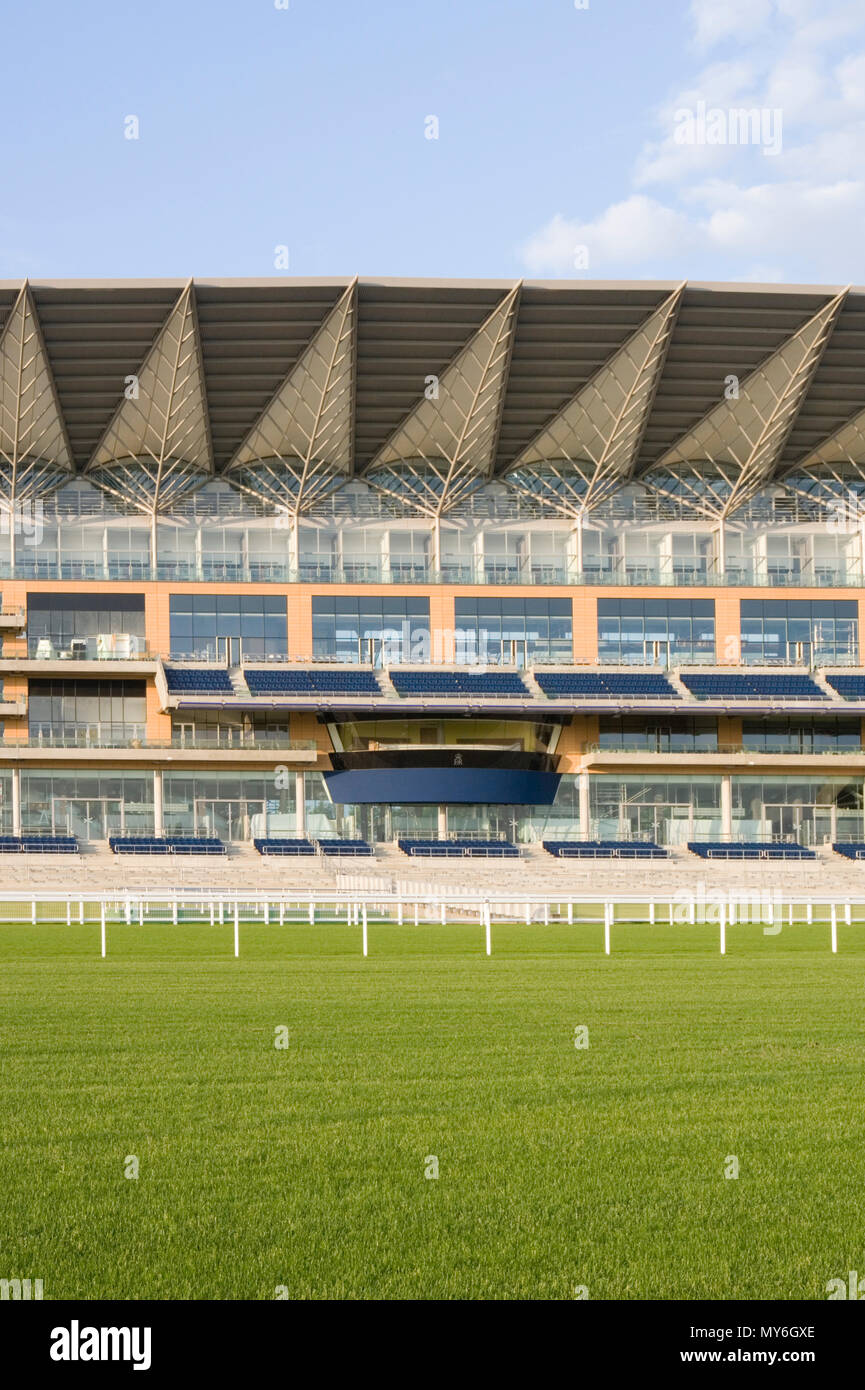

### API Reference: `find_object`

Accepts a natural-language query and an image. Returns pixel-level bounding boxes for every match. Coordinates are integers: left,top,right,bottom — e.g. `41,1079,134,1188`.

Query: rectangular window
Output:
454,597,572,665
27,679,147,744
597,599,715,665
739,600,858,664
27,594,145,660
312,596,431,663
169,594,288,660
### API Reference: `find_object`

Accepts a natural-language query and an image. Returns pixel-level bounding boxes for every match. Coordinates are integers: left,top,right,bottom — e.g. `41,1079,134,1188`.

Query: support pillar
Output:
153,768,164,837
437,805,447,839
295,771,306,835
578,770,590,839
11,766,21,835
721,774,733,839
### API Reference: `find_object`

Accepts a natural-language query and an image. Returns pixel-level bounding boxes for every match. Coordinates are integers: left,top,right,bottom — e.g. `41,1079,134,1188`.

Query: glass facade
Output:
597,599,715,665
169,594,288,661
333,718,556,752
163,771,294,841
0,770,12,834
741,718,861,754
27,594,146,660
597,715,718,753
590,775,722,845
20,771,154,839
28,680,147,743
739,600,858,665
453,597,572,665
731,775,863,843
312,596,430,663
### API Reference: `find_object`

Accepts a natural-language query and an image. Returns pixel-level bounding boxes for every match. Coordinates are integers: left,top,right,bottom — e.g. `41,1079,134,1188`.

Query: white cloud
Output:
522,0,865,281
522,199,699,276
689,0,774,51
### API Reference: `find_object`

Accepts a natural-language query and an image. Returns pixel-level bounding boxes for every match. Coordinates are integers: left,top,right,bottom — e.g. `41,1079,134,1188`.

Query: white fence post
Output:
234,903,239,958
831,902,838,955
604,902,611,956
362,903,368,957
100,902,106,959
484,901,491,957
719,901,726,957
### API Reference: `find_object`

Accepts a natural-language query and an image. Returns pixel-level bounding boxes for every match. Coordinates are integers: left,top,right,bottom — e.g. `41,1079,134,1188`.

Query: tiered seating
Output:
316,838,374,856
390,670,528,698
244,668,381,696
164,667,234,694
824,674,865,700
253,837,315,856
535,671,678,699
109,835,226,855
397,837,519,857
110,836,170,855
681,672,825,700
0,834,79,854
543,839,667,859
833,843,865,860
168,836,226,855
688,841,816,860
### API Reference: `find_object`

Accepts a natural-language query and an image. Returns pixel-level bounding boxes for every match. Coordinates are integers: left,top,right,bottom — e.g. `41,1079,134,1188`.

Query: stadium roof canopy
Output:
1,276,864,524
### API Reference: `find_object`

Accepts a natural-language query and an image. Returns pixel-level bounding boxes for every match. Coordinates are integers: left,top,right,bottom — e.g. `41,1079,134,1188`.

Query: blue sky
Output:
3,0,863,283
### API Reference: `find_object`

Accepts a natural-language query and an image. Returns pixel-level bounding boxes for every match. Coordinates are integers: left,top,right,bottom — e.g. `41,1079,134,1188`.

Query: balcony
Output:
0,552,861,589
0,729,319,764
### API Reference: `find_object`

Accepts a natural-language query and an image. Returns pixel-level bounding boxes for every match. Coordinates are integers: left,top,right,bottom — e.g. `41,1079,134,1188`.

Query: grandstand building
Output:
2,274,865,854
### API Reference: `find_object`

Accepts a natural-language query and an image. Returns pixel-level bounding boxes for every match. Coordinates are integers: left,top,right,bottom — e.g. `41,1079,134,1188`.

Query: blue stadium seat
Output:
109,835,226,855
397,837,519,857
832,842,865,860
244,668,381,696
316,838,374,856
680,672,825,701
253,837,316,856
390,670,528,698
17,835,79,854
542,839,667,859
687,841,816,860
109,836,171,855
164,667,234,694
535,671,678,700
824,674,865,700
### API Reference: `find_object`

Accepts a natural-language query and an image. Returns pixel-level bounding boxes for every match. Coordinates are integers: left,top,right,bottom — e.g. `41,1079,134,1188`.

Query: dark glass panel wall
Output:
312,596,430,663
454,597,572,664
597,599,715,664
27,594,145,659
598,715,718,752
740,600,858,664
741,718,861,754
28,679,147,743
169,594,288,661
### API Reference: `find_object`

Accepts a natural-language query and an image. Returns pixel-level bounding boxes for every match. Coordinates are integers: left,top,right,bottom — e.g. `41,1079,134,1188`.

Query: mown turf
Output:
1,920,863,1300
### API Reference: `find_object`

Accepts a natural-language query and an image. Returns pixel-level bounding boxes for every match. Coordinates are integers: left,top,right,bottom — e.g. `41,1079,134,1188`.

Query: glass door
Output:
216,636,242,666
57,797,123,841
763,804,802,842
194,797,264,842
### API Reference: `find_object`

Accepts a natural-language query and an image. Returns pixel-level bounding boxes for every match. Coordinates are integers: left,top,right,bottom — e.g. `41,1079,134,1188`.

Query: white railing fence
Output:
0,888,860,958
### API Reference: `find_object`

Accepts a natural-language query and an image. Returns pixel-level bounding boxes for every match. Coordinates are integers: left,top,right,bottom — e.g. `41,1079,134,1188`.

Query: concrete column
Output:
11,766,21,834
437,805,448,839
153,769,164,836
578,770,590,839
295,771,306,834
721,774,733,839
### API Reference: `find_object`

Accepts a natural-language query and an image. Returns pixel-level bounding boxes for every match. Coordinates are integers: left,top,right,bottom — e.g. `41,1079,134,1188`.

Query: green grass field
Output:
1,918,863,1300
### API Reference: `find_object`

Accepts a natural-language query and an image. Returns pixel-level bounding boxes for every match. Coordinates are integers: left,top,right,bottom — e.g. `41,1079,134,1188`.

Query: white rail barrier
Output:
0,888,862,958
